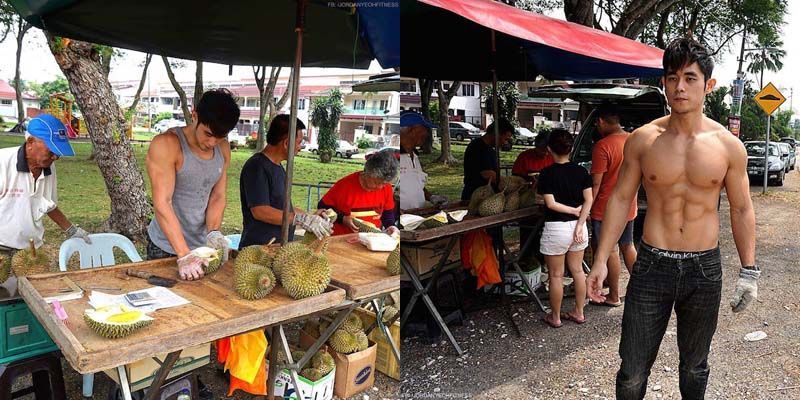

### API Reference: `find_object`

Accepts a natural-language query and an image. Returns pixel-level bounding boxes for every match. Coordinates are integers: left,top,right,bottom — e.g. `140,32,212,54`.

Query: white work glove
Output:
430,194,448,206
177,249,210,281
206,230,229,262
66,225,92,244
295,212,333,240
731,267,760,313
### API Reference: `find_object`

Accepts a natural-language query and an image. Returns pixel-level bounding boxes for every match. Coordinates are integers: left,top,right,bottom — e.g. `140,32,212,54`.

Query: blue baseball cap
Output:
400,110,437,128
27,114,74,157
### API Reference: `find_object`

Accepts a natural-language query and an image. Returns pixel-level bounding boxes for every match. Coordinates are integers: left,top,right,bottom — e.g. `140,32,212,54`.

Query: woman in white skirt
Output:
536,129,593,328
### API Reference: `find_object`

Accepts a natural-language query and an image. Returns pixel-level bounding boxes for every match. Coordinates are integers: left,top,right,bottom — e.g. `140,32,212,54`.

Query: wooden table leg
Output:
143,351,180,400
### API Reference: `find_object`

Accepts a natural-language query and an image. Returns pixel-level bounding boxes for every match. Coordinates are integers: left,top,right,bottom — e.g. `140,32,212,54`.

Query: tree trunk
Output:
14,19,31,124
419,79,434,154
128,54,151,115
47,35,151,240
434,81,461,165
162,56,193,123
254,66,285,151
193,61,203,108
612,0,680,39
563,0,594,27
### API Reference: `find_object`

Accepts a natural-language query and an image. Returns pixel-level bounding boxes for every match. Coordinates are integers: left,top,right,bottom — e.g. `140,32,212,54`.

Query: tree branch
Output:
128,53,151,115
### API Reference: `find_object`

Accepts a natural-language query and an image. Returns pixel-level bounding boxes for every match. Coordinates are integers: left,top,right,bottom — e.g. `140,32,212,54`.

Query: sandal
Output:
541,313,562,328
561,312,587,325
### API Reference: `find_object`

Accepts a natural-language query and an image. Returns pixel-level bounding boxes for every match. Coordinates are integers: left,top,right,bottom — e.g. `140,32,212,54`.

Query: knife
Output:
125,269,178,288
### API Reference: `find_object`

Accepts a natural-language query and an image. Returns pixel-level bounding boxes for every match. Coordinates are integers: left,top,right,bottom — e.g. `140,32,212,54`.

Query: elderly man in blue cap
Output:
398,110,448,211
0,114,91,272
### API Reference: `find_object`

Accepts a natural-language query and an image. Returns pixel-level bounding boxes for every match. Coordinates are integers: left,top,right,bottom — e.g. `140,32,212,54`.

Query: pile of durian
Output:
276,348,335,382
0,239,53,284
468,176,536,216
234,238,331,301
320,313,371,355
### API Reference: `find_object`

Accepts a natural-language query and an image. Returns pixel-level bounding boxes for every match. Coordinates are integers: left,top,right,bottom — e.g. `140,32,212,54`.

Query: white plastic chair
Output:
58,233,142,397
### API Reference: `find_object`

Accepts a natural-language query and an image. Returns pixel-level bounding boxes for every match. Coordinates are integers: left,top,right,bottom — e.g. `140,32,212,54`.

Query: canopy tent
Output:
352,72,400,92
11,0,399,69
401,0,664,81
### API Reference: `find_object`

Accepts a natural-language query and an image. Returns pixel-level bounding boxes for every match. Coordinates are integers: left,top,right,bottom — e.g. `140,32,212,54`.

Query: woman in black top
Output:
536,129,594,328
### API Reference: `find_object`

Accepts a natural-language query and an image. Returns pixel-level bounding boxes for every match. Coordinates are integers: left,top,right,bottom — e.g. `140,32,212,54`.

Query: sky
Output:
0,2,796,116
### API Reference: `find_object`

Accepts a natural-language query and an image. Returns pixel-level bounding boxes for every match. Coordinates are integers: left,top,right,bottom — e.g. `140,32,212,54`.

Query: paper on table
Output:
89,286,190,313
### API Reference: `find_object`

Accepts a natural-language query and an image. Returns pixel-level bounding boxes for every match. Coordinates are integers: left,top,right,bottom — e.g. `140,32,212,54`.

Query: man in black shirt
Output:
461,118,514,200
238,115,332,248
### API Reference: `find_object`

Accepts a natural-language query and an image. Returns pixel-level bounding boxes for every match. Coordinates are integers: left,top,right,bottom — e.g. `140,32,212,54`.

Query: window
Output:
353,100,366,110
461,84,475,97
298,99,306,110
0,99,12,106
237,98,245,107
246,98,258,108
161,97,174,105
379,100,388,110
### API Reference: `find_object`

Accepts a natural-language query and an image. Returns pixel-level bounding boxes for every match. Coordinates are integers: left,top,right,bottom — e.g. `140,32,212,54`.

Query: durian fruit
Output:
280,239,332,300
301,368,326,382
504,189,521,212
234,264,276,300
341,313,363,334
499,176,528,193
235,245,273,269
418,218,446,230
468,182,494,215
191,246,224,274
519,188,537,208
318,319,330,336
386,245,401,276
478,191,506,216
355,331,370,352
302,209,338,245
381,305,399,324
0,254,9,284
328,329,361,354
271,242,309,281
83,304,153,339
353,218,382,233
312,350,335,375
11,239,50,277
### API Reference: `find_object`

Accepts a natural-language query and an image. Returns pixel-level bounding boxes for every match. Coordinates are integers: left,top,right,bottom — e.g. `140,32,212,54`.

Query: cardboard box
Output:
401,237,461,276
271,365,335,400
330,341,377,399
354,308,400,380
104,343,211,392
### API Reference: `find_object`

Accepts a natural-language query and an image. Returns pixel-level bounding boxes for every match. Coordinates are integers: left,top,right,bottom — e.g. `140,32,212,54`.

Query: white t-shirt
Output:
398,151,427,211
0,146,58,250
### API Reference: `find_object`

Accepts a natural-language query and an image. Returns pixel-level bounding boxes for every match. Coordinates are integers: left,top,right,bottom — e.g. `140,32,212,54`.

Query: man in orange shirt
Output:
590,105,637,306
319,149,398,236
512,131,554,181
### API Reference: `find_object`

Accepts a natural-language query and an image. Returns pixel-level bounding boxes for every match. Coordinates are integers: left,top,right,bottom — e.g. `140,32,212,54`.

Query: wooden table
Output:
18,257,347,399
399,205,546,355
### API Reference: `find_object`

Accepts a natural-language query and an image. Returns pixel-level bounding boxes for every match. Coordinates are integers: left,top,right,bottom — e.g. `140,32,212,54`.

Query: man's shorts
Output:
540,220,589,255
592,219,634,246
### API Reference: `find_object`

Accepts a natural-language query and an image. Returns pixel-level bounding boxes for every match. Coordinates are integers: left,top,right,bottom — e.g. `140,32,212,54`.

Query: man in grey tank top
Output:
145,89,240,281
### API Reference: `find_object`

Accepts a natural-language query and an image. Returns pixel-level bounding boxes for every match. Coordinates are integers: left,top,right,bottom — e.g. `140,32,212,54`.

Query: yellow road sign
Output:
754,82,786,115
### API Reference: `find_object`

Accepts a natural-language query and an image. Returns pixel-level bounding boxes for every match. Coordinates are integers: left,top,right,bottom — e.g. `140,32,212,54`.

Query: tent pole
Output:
280,0,306,245
491,30,500,181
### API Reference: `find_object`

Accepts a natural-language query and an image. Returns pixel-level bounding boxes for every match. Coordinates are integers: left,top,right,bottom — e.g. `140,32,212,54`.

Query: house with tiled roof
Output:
0,79,40,122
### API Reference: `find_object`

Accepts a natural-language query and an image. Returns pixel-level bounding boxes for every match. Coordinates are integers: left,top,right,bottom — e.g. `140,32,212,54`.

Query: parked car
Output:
365,146,400,161
776,142,795,171
304,141,319,153
780,137,797,148
448,121,481,141
530,83,669,243
336,140,359,158
514,127,537,146
744,141,785,186
153,118,183,132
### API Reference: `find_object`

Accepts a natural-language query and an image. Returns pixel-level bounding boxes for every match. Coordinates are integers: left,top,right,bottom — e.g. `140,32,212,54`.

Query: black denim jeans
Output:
146,234,175,260
616,242,723,400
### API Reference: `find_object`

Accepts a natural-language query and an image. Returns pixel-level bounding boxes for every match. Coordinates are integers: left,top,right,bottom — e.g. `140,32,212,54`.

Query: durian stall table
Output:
400,203,547,355
16,257,350,400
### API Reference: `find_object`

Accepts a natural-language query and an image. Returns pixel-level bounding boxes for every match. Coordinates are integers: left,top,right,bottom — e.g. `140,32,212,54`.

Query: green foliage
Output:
152,112,173,124
28,77,74,111
356,136,371,149
481,82,519,126
737,81,792,141
245,136,258,149
310,88,344,155
0,116,4,124
704,87,730,125
428,100,440,126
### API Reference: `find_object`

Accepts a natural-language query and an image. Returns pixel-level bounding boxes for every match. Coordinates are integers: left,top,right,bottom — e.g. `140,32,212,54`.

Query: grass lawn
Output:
419,140,527,200
0,133,363,258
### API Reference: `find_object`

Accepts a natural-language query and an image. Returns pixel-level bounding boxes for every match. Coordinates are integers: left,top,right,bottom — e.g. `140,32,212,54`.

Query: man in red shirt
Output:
590,105,637,306
319,149,398,236
512,131,554,182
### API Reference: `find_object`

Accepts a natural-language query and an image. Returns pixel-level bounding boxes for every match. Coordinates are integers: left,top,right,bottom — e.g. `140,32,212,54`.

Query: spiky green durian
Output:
386,245,401,276
478,192,506,216
355,331,369,352
328,329,360,354
235,245,273,269
353,218,382,233
271,242,311,281
468,182,494,214
83,305,153,339
341,313,363,334
11,239,50,277
280,239,331,300
234,263,276,300
311,350,335,375
381,305,399,324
